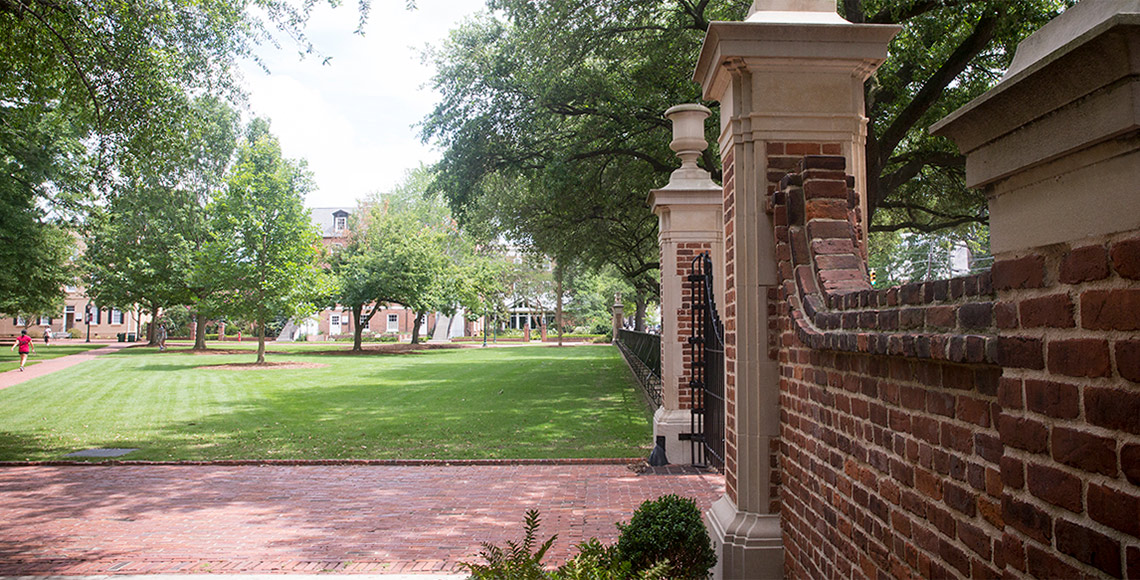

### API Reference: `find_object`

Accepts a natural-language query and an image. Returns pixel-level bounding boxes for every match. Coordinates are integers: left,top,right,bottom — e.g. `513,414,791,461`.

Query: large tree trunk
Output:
256,319,266,364
411,310,425,344
352,304,365,351
193,312,208,350
147,302,160,345
634,295,647,332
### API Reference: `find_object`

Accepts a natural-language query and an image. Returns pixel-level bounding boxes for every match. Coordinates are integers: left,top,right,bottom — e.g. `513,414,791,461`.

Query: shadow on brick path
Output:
0,463,724,575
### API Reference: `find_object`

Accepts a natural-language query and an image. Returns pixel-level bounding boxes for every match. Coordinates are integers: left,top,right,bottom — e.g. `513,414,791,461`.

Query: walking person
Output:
156,319,167,351
10,329,34,371
43,326,51,346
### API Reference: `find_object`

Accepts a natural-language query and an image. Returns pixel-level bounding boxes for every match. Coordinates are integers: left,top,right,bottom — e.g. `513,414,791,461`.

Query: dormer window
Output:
332,209,350,233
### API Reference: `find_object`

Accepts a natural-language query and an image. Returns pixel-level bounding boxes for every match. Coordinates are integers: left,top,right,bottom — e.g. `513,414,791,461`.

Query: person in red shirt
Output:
10,329,34,372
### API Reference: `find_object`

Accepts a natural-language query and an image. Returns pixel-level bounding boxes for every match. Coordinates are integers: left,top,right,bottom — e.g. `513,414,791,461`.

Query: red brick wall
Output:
721,145,738,503
674,241,713,410
994,236,1140,578
769,156,1140,578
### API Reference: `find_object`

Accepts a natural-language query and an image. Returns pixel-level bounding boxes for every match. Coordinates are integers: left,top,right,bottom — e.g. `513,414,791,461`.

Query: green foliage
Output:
615,494,716,579
462,502,706,580
556,539,669,580
420,1,753,309
462,509,556,580
202,119,326,362
868,224,991,288
845,0,1075,232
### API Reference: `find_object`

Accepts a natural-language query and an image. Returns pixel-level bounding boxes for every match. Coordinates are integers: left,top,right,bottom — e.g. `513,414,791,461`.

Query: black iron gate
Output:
688,252,725,470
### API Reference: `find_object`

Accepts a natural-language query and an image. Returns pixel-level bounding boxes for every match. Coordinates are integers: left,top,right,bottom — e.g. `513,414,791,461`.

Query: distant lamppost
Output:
84,302,92,343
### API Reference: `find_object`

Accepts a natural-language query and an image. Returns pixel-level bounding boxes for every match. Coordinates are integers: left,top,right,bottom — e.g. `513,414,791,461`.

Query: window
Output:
334,216,347,231
387,314,399,332
330,314,340,325
39,316,50,325
14,317,24,326
112,309,123,324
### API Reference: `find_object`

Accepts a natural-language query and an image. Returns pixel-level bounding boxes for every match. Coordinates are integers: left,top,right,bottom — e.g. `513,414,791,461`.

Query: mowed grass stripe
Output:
0,345,652,462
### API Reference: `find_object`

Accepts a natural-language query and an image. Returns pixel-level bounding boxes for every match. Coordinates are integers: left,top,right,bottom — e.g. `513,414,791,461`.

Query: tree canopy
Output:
421,0,750,321
203,119,325,363
421,0,1075,277
1,0,363,319
84,96,240,345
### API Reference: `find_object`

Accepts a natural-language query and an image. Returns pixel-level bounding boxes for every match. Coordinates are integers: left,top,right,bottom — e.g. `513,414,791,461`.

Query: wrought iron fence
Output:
615,328,663,408
688,252,725,471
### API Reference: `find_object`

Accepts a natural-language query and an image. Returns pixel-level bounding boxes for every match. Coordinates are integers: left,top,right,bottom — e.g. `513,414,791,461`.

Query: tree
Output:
203,119,326,363
1,0,365,318
84,96,240,347
332,167,478,349
419,1,749,329
421,0,1074,300
843,0,1074,232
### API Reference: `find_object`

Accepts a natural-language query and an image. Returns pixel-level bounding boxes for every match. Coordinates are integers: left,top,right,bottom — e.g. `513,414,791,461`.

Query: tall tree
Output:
331,167,475,349
1,0,365,315
84,96,240,347
419,1,748,328
203,119,325,363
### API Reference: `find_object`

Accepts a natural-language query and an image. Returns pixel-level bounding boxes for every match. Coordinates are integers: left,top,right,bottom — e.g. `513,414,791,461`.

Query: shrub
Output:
615,495,717,579
67,327,82,339
556,539,669,580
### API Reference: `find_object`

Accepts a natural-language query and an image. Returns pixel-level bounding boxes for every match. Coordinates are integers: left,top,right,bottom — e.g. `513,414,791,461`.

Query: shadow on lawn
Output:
0,431,58,462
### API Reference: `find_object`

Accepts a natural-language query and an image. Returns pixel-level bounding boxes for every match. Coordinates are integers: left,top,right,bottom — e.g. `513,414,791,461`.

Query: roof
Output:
310,207,353,237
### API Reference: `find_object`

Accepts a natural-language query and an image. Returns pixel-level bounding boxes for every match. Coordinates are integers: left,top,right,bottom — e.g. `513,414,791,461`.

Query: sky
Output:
240,0,488,209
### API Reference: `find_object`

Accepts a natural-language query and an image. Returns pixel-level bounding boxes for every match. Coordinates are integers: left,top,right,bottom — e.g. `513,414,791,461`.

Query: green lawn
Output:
0,343,108,373
0,344,652,462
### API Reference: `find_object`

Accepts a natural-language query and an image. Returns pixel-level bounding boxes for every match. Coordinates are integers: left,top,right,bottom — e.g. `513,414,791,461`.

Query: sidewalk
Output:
0,463,724,575
0,341,135,391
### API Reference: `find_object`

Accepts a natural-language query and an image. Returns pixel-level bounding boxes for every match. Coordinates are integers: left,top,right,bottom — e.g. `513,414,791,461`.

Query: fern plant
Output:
461,509,556,579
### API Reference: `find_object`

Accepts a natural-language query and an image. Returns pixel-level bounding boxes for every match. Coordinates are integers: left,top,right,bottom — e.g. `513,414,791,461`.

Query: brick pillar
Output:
694,2,897,577
611,296,623,342
933,4,1140,577
649,104,724,465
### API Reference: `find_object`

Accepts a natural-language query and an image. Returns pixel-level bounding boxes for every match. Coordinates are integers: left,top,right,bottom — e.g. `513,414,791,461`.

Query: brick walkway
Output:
0,341,131,391
0,463,723,575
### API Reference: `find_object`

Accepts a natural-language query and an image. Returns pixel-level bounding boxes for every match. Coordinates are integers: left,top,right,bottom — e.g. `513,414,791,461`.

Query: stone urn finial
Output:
665,104,711,171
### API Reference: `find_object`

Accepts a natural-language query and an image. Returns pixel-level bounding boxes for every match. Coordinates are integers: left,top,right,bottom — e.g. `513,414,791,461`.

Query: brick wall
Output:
675,241,713,410
771,156,1140,578
721,145,738,503
994,235,1140,578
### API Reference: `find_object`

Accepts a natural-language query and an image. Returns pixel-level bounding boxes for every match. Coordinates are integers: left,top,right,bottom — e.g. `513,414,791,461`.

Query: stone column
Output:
693,1,897,577
648,104,724,465
611,294,623,342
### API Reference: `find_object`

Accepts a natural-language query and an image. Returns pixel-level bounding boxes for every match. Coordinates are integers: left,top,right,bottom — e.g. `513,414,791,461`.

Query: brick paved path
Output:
0,341,131,391
0,464,723,575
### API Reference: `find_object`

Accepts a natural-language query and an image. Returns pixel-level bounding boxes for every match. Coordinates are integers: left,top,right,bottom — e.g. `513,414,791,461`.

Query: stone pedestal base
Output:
706,495,784,580
653,407,695,465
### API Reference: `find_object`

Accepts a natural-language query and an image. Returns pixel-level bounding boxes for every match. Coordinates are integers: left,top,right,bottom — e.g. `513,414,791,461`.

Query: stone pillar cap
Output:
746,0,847,24
931,0,1140,166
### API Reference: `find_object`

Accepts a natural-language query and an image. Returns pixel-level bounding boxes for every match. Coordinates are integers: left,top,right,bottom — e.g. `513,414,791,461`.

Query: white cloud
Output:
239,0,487,207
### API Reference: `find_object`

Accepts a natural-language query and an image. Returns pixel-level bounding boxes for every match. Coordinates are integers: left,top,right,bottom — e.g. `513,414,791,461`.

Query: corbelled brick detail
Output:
770,157,1140,579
